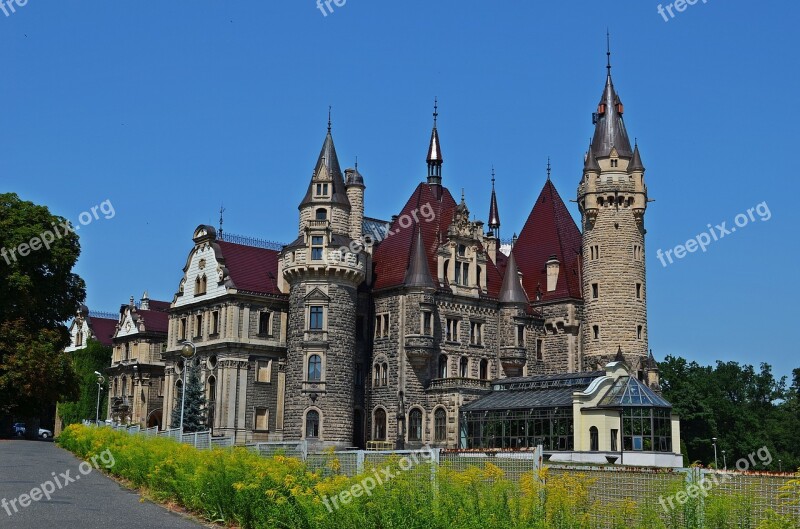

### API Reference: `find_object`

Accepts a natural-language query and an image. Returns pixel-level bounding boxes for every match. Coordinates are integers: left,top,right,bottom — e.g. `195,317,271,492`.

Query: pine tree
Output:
170,363,207,432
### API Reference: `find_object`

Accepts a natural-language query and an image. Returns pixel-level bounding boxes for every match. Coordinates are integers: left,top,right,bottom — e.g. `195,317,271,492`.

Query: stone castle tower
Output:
577,54,651,378
282,124,366,449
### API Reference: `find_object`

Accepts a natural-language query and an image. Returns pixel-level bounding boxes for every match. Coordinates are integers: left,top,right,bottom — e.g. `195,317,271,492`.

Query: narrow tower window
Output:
593,325,600,340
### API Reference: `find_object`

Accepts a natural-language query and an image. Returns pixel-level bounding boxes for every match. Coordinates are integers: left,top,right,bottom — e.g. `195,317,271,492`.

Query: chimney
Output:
546,255,560,292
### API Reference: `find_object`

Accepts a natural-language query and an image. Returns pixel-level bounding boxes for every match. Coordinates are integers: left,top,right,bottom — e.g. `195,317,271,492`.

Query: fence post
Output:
194,432,198,449
356,450,365,474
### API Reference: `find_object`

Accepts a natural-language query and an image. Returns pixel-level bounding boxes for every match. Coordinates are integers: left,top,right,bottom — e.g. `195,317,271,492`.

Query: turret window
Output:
305,410,320,438
592,283,599,299
590,245,600,260
307,355,322,382
593,325,600,340
315,208,327,220
638,326,643,340
537,338,544,361
311,236,324,261
516,325,525,346
636,283,642,300
315,183,329,197
421,311,433,335
611,159,619,168
309,306,324,330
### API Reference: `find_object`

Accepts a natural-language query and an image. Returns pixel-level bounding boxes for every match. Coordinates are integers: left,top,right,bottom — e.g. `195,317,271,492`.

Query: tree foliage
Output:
660,356,800,470
0,193,85,330
0,319,78,417
58,339,112,426
170,363,207,432
0,193,86,420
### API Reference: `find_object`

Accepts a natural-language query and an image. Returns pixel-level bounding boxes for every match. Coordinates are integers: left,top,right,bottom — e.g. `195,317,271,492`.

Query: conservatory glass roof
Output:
599,376,672,408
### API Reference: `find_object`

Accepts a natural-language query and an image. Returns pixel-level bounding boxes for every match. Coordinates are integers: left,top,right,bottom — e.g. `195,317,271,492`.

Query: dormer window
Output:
195,274,207,296
315,183,329,197
611,159,619,168
457,244,466,257
315,208,327,220
454,262,469,286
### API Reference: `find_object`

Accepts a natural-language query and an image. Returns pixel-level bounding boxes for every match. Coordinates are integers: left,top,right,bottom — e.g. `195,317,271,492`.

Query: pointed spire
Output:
427,98,443,185
299,120,351,209
629,141,645,172
499,252,528,304
584,146,601,172
488,167,501,235
591,35,633,159
404,229,436,289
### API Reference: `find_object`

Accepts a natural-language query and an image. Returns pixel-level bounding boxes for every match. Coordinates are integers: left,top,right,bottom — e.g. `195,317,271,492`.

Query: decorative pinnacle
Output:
546,157,551,180
606,30,612,74
328,105,332,133
433,97,438,127
491,165,495,187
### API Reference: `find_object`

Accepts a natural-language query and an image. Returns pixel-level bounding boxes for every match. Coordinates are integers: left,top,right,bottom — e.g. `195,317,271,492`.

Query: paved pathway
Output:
0,440,205,528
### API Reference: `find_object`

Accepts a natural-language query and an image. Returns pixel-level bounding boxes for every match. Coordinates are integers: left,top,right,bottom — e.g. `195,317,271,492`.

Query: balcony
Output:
110,397,133,410
427,378,491,392
404,334,435,367
500,346,527,376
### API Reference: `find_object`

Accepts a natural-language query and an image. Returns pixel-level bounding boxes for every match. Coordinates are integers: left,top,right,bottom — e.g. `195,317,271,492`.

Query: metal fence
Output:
81,420,233,450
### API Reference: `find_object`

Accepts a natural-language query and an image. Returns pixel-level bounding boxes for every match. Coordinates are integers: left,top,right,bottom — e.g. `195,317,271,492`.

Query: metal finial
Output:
328,105,332,133
433,97,438,127
491,165,495,187
219,204,225,238
606,30,612,73
461,188,465,202
355,155,358,171
546,157,551,181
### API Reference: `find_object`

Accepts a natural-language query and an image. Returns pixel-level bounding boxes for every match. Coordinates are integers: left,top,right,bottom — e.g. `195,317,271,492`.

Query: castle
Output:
67,53,681,465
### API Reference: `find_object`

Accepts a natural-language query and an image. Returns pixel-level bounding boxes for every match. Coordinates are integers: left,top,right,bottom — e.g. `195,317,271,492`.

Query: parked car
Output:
12,424,52,439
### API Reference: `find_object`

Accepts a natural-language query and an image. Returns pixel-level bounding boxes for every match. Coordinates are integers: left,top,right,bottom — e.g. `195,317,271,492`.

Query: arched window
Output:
434,408,447,441
476,266,483,288
76,330,83,347
307,355,322,382
121,377,128,398
195,275,207,295
374,409,387,440
479,359,488,380
459,357,469,378
590,426,599,452
306,410,320,438
409,409,423,442
315,208,327,220
438,355,448,378
443,259,450,280
381,363,388,386
373,364,381,386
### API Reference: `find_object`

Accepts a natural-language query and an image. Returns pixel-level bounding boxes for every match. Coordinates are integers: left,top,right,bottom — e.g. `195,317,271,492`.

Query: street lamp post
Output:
179,341,196,433
93,371,105,424
722,450,727,471
712,437,718,469
779,459,783,472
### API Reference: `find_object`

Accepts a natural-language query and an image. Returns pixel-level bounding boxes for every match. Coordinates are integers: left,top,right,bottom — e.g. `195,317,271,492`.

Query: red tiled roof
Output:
373,184,504,298
513,180,583,302
89,317,117,347
217,241,282,296
147,300,171,312
136,309,169,334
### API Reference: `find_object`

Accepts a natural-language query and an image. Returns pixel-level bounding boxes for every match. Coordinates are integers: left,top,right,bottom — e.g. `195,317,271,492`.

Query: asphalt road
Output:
0,440,205,528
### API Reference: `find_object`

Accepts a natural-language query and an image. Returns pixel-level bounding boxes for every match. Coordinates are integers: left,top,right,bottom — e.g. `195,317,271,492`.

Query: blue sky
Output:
2,1,798,377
